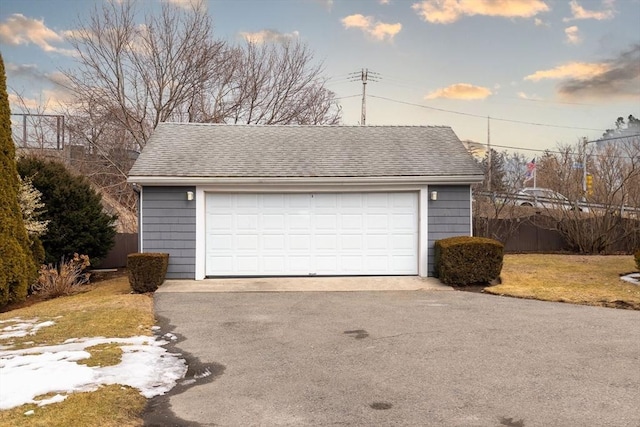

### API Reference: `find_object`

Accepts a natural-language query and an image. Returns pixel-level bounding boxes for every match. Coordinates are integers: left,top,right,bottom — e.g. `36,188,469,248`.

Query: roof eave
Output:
127,175,485,186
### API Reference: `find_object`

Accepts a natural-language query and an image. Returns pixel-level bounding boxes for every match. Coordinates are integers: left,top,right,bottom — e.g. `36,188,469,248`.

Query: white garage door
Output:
205,192,418,276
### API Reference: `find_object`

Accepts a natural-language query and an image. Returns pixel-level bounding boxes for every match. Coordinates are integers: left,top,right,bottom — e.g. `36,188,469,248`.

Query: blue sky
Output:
1,0,639,153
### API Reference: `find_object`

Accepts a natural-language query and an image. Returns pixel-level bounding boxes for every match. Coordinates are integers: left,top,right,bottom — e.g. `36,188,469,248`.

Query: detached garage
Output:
127,124,483,280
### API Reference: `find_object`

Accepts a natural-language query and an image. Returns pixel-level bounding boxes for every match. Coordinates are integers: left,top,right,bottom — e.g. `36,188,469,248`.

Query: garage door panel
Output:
289,214,311,229
341,215,363,230
263,194,285,208
237,214,258,230
341,235,362,250
367,193,389,207
340,256,363,272
315,235,337,250
236,235,259,250
393,214,416,230
289,234,311,250
209,214,233,230
316,256,338,273
263,214,285,230
205,192,417,276
392,192,416,207
340,194,363,208
314,193,337,208
287,193,311,208
236,194,258,208
262,235,285,250
366,235,388,249
236,256,259,274
392,234,416,249
315,214,337,229
366,214,388,230
210,194,233,208
208,255,234,274
366,256,389,271
287,256,312,273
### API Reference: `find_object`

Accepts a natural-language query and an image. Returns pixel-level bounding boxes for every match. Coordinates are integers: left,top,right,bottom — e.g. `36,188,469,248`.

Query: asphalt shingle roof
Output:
128,123,483,178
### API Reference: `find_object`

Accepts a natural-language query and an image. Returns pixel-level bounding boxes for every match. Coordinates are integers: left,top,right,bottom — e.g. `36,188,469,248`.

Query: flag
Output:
524,158,536,182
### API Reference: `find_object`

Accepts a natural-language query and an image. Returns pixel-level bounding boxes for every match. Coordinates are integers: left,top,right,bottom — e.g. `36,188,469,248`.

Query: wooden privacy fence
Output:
99,233,138,268
474,216,640,254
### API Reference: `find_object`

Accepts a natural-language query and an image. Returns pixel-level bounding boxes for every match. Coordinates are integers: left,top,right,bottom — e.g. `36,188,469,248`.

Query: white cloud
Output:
412,0,550,24
8,93,41,111
0,14,74,56
534,18,550,27
556,44,640,100
8,86,73,113
524,62,610,81
523,45,640,101
380,0,391,4
563,0,615,22
425,83,492,100
341,14,402,41
564,26,582,45
517,91,542,100
239,29,300,44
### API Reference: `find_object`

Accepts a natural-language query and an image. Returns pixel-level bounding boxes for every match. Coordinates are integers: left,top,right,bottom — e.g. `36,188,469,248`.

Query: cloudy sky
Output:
1,0,639,153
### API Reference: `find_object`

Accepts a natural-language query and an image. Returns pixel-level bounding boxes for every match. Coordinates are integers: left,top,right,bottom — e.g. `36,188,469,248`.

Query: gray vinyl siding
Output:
428,185,471,275
141,186,196,279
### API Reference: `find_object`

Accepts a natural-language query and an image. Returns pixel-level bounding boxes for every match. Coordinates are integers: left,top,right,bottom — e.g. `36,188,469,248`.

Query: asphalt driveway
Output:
148,290,640,427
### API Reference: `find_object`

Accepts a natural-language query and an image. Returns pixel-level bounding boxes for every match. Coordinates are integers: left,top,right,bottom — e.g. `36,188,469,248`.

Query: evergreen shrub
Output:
435,236,504,285
635,249,640,271
17,157,116,264
127,253,169,293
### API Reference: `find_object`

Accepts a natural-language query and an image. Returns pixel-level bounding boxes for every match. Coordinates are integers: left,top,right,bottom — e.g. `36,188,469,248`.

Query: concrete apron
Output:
157,276,452,293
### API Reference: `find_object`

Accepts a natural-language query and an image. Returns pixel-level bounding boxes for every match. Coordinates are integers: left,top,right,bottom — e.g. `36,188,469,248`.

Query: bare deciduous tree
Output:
473,150,531,243
32,0,341,215
534,139,640,253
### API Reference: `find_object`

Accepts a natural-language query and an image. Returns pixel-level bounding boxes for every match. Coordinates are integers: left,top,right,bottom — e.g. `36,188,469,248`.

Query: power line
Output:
333,94,361,100
368,94,607,132
476,142,639,159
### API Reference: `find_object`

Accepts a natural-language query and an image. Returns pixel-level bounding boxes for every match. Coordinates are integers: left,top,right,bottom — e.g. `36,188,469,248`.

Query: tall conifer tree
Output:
0,54,36,306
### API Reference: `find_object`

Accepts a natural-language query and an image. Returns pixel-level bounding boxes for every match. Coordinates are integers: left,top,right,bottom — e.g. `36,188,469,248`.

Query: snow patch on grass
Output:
0,318,187,410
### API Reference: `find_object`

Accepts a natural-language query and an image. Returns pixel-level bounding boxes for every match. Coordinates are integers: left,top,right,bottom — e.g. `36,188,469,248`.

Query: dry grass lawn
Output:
0,276,154,427
487,254,640,309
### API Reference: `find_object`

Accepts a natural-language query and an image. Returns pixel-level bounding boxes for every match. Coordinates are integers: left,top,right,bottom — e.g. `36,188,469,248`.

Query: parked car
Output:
515,187,586,212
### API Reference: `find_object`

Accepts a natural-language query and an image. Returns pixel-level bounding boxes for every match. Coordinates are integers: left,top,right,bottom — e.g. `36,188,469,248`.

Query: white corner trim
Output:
195,187,206,280
419,187,429,277
139,187,143,253
469,186,474,236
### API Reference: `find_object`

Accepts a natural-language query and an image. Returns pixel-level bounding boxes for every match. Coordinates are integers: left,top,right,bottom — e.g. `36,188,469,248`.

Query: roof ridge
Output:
156,122,452,129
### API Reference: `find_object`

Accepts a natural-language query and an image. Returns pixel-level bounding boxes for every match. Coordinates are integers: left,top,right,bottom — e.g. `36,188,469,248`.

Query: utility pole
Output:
487,116,491,192
349,69,378,125
582,137,588,201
